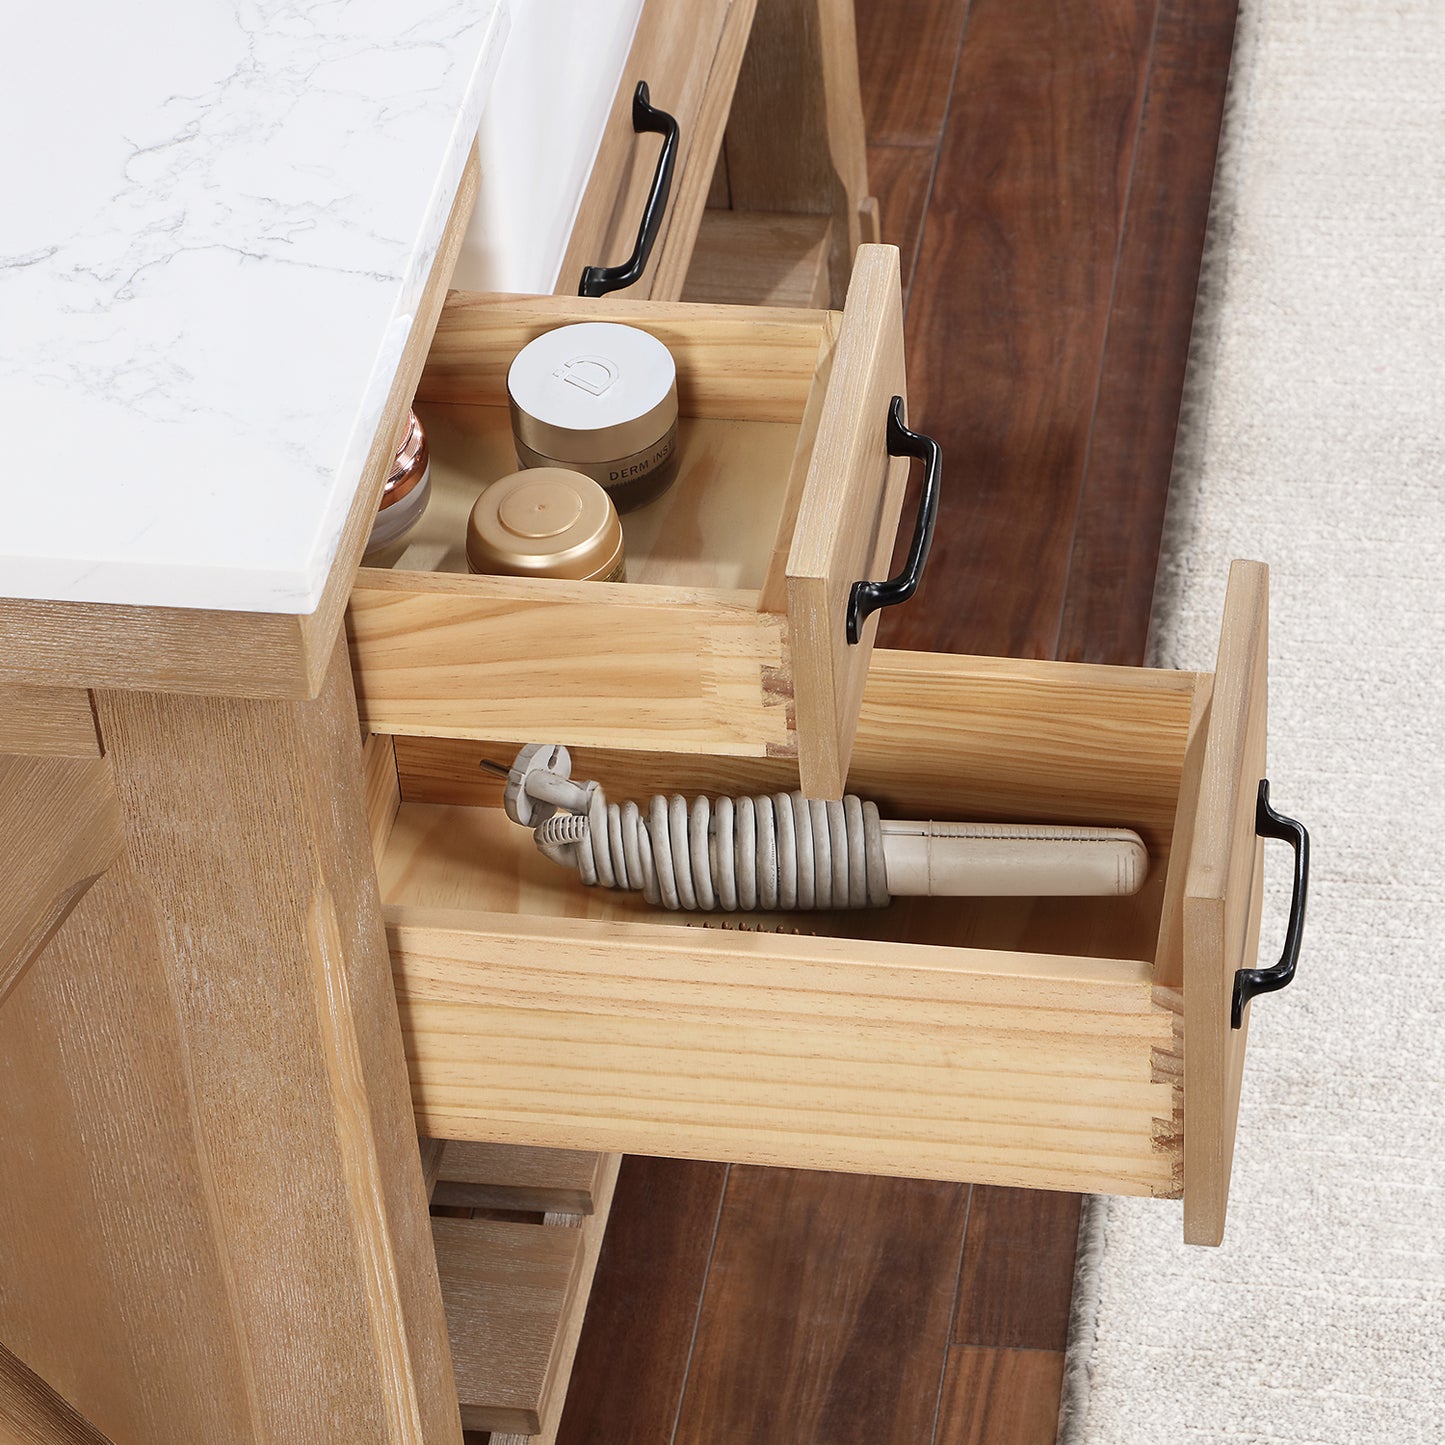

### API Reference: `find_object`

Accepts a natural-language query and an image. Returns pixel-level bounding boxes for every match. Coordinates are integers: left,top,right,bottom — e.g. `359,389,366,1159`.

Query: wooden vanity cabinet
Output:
0,1,1277,1442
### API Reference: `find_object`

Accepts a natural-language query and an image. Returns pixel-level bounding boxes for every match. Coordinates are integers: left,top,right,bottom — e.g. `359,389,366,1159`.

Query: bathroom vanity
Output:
0,1,1291,1440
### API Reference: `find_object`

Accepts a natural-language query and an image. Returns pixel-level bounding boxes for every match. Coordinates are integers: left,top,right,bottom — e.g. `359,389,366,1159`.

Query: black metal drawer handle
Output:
1231,779,1310,1028
578,82,680,299
846,397,942,644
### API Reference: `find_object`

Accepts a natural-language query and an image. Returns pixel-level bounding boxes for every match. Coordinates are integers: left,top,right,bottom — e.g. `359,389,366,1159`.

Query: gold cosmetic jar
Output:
466,469,626,582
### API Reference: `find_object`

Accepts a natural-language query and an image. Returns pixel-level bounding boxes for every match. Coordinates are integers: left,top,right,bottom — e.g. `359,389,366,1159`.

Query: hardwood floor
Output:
1055,0,1240,665
544,1159,728,1445
876,0,1160,660
672,1171,969,1445
551,0,1238,1441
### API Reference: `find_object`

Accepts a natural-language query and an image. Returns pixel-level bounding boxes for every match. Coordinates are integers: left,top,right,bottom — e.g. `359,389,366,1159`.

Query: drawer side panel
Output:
391,910,1181,1197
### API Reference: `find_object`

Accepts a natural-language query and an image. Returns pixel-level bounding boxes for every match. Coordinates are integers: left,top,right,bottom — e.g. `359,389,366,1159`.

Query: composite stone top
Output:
2,0,509,613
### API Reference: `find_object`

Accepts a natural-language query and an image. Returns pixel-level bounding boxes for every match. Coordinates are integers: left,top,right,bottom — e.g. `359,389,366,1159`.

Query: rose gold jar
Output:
362,411,431,567
466,469,626,582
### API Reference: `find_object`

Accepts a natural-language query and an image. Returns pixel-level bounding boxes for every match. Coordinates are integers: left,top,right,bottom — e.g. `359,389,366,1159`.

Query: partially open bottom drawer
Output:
349,244,911,797
383,562,1282,1245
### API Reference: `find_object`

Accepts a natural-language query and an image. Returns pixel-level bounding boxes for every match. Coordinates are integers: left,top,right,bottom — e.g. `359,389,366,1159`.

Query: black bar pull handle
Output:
578,82,680,299
1232,779,1310,1028
846,397,942,644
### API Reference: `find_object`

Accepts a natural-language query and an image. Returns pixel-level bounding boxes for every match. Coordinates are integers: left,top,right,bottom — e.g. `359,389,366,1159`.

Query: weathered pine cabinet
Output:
0,1,1281,1439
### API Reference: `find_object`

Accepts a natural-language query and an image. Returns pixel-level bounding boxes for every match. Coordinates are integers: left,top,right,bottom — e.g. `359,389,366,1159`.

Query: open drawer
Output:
556,0,758,303
349,244,915,798
377,562,1303,1245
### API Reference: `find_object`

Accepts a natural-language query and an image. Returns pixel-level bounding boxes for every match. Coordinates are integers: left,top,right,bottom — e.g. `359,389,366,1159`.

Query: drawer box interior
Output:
383,651,1189,1200
378,563,1273,1244
349,245,911,796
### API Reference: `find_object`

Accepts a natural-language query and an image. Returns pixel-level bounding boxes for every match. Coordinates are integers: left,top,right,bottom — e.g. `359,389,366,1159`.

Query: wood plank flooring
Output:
548,0,1238,1441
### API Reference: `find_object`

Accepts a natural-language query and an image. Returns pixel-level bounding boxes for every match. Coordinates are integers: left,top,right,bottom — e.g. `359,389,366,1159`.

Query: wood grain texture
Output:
0,643,460,1444
555,1158,728,1445
1153,673,1213,990
867,145,935,298
433,1144,609,1216
934,1346,1067,1445
391,905,1180,1196
508,1153,621,1445
363,732,403,869
420,1136,448,1199
786,244,909,796
0,148,479,702
672,1169,968,1445
0,755,123,1009
0,687,100,758
725,0,870,304
557,0,757,303
646,0,762,302
435,1218,582,1435
951,1188,1080,1351
568,0,1243,1426
856,0,970,147
436,1154,619,1438
0,1341,115,1445
419,289,829,422
0,863,260,1443
876,0,1157,659
348,571,792,757
1184,560,1268,1246
682,210,833,308
1057,0,1240,665
392,649,1194,832
358,287,914,774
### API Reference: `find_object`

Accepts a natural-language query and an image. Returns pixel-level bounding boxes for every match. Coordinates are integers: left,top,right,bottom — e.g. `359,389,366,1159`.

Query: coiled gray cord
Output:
536,785,889,910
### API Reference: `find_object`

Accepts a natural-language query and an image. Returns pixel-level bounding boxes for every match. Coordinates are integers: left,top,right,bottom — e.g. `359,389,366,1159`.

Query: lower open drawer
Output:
379,562,1284,1245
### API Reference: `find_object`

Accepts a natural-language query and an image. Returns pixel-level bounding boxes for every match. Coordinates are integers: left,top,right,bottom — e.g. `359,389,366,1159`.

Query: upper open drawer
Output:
348,244,917,797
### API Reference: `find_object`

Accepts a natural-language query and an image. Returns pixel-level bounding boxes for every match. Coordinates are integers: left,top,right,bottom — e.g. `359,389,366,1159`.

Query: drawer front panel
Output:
786,244,910,796
558,0,758,302
1182,559,1270,1246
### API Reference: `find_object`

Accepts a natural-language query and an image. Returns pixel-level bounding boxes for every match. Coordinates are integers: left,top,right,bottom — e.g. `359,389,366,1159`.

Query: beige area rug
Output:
1058,1,1445,1441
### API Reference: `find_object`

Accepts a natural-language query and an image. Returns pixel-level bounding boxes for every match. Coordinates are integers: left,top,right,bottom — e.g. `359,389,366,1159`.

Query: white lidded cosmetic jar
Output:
507,321,680,512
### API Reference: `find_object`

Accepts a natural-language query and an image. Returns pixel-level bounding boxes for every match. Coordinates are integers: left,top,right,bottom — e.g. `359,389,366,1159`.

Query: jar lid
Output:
467,469,625,581
379,411,429,510
507,322,678,464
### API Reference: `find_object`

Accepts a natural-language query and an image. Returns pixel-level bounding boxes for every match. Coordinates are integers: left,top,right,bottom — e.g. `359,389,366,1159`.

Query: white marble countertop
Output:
2,0,508,613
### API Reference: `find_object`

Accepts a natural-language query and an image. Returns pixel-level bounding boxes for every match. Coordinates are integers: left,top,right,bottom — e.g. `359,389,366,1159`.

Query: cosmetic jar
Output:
507,322,679,512
466,469,626,582
362,411,431,567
